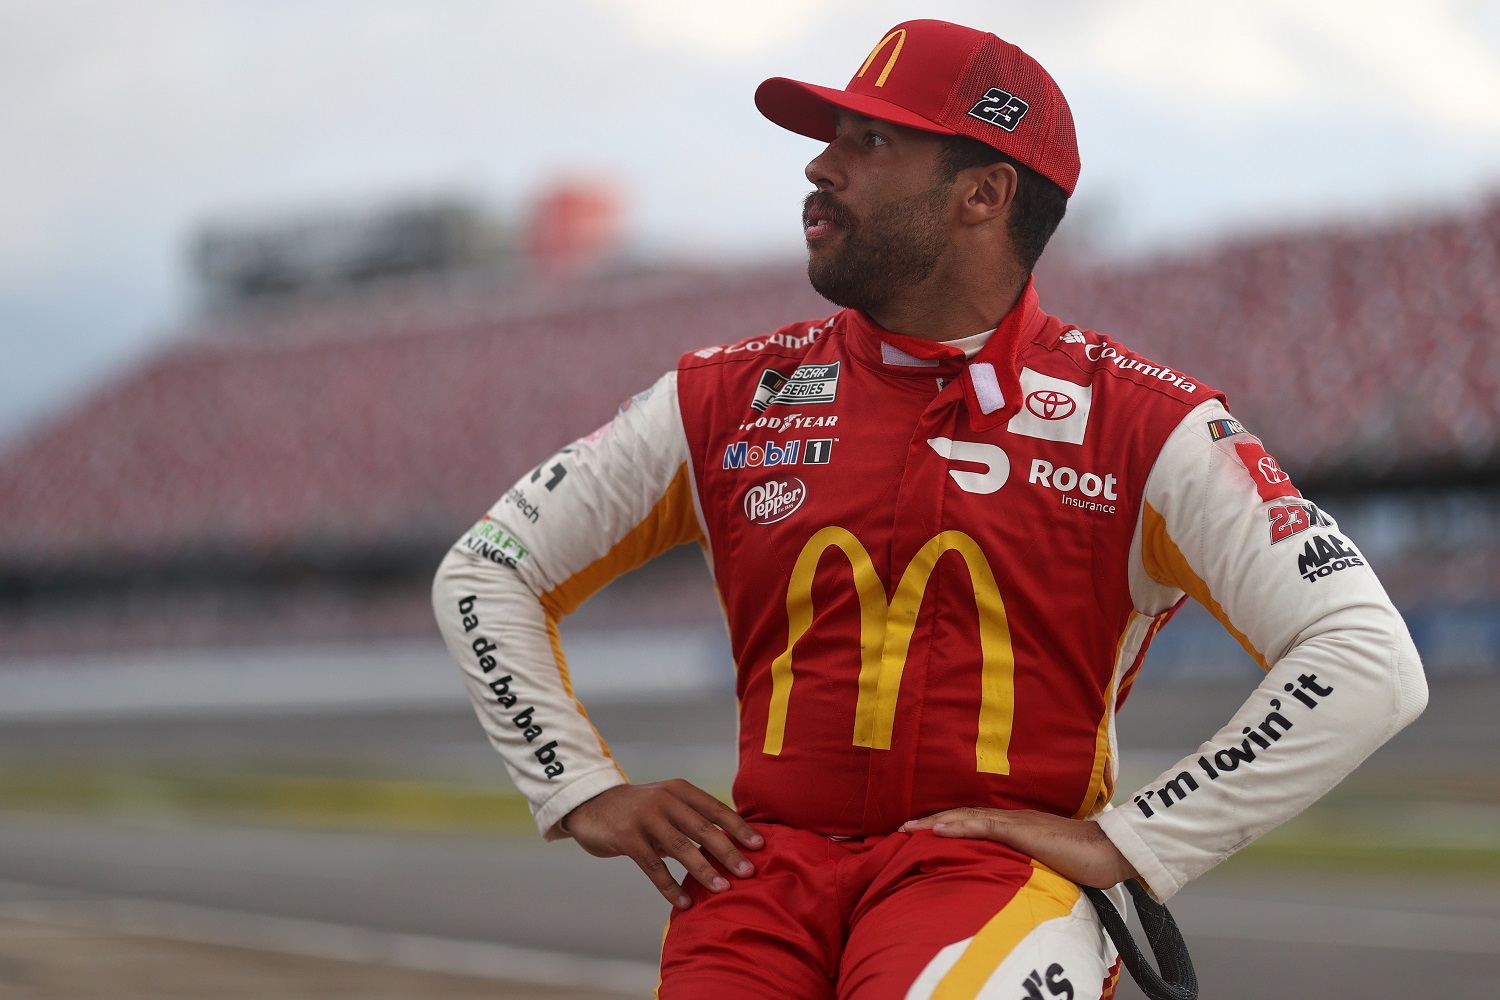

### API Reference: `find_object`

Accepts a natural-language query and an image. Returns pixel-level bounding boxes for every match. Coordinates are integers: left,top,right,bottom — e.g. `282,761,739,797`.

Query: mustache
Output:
802,191,857,230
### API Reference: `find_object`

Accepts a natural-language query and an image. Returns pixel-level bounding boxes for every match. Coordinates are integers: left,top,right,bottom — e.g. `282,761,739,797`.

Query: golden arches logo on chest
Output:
762,526,1017,774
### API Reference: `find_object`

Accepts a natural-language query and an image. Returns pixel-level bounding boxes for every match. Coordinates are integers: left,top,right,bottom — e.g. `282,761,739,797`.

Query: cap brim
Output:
755,77,958,142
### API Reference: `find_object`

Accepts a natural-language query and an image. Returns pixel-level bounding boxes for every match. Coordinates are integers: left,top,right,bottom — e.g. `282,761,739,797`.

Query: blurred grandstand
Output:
1,193,1498,670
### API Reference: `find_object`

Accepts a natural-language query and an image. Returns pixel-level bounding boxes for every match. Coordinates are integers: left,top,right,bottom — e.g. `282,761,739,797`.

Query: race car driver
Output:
432,18,1427,999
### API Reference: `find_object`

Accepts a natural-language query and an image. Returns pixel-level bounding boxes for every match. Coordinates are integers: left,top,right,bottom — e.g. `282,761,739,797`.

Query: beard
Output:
804,185,950,312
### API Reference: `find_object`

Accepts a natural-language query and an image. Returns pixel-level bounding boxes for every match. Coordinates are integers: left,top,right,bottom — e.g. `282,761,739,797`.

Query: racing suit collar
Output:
962,277,1047,431
843,278,1045,429
844,311,969,376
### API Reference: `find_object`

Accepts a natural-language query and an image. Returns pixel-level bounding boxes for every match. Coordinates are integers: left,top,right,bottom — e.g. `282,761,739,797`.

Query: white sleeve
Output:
430,371,704,839
1096,399,1428,901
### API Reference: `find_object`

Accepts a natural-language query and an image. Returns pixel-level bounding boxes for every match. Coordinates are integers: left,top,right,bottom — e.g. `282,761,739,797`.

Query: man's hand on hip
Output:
901,807,1137,889
560,780,764,909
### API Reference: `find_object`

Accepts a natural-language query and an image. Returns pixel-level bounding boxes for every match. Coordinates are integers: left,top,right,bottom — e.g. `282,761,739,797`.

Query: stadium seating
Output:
1039,198,1500,481
0,267,832,573
1,198,1497,654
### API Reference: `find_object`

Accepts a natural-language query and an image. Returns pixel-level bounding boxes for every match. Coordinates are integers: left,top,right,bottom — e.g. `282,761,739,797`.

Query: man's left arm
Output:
1093,400,1428,900
908,399,1428,898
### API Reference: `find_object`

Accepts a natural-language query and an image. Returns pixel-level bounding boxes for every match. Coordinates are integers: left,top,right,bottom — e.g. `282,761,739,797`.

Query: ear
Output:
957,161,1018,225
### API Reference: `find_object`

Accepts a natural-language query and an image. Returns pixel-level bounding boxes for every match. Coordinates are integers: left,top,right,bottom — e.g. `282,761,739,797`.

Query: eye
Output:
863,130,889,148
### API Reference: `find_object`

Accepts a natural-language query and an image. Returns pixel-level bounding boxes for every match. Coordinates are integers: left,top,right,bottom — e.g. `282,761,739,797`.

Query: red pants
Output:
659,825,1121,999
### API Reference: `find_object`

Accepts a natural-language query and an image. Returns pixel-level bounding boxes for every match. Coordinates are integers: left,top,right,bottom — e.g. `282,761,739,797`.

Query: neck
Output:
865,265,1029,343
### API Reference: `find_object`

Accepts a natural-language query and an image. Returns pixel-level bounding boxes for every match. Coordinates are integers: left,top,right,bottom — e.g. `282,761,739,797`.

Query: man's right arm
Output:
430,370,762,906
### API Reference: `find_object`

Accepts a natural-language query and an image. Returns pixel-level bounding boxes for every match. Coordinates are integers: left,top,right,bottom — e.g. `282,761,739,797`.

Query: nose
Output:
805,141,844,191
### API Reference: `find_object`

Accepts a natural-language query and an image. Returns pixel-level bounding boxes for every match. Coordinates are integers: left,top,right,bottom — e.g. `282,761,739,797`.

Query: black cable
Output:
1081,880,1198,1000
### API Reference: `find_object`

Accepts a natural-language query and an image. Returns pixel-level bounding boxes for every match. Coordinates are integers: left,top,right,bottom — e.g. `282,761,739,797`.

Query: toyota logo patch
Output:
1234,440,1302,502
1025,389,1076,421
1257,456,1289,484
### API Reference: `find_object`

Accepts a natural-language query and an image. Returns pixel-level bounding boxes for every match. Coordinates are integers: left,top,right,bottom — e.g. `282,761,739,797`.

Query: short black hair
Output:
936,134,1068,273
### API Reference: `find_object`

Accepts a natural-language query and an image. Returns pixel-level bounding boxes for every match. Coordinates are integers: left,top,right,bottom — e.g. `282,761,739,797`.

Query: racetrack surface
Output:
0,917,635,999
0,676,1493,998
0,815,1494,999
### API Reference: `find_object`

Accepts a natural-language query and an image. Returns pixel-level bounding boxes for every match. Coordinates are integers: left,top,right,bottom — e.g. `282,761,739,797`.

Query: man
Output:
433,19,1427,999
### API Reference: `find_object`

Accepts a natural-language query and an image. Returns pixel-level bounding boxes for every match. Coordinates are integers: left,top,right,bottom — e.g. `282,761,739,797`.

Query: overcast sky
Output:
4,0,1500,444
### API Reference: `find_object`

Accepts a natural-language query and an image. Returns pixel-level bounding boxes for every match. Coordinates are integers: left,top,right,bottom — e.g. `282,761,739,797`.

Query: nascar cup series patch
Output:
751,362,840,412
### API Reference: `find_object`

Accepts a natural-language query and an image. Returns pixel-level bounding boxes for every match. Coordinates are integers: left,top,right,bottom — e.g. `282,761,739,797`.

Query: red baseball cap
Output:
755,19,1079,196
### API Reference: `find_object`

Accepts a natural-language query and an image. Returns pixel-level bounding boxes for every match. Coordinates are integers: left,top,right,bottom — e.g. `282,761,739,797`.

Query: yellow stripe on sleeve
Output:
1141,501,1269,672
535,462,703,777
932,863,1081,999
544,613,625,777
539,463,704,619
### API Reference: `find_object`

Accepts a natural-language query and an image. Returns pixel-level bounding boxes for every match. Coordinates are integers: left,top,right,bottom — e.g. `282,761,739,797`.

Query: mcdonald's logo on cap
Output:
856,28,906,87
756,19,1082,195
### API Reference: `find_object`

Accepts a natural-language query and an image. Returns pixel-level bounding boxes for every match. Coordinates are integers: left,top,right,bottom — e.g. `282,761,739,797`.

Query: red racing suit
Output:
432,279,1427,905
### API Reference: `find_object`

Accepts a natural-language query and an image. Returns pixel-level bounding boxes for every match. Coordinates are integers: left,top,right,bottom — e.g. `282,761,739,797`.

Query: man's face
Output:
802,113,954,313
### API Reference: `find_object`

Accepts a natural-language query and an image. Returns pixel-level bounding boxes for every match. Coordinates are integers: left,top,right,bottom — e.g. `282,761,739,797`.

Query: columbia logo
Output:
1060,329,1086,344
694,346,725,359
